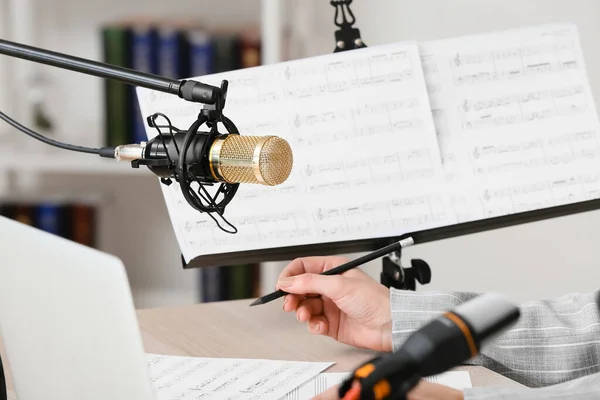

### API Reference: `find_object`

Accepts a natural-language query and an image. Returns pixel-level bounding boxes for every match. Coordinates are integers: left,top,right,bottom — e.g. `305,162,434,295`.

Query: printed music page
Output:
147,353,333,400
137,41,448,261
420,23,600,223
284,371,472,399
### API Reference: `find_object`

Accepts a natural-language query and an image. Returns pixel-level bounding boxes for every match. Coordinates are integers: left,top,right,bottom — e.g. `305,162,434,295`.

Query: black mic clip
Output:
131,79,232,174
331,0,367,53
136,79,241,233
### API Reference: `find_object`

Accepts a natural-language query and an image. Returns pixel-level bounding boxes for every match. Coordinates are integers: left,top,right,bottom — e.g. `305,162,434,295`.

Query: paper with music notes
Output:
136,23,600,262
136,40,449,261
147,353,333,400
419,23,600,223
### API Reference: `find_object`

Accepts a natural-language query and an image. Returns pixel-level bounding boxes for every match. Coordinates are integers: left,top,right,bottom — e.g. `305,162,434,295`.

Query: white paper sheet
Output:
136,23,600,262
147,353,334,400
420,23,600,223
283,371,472,399
136,40,449,261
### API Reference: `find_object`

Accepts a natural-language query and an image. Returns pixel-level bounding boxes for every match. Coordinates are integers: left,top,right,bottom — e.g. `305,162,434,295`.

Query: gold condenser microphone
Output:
113,133,294,186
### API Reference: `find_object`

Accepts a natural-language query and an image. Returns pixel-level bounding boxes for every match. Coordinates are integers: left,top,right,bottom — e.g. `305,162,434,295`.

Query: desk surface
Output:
3,298,520,399
137,299,520,387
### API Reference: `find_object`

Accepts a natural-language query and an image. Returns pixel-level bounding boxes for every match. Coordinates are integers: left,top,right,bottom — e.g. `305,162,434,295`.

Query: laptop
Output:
0,216,156,400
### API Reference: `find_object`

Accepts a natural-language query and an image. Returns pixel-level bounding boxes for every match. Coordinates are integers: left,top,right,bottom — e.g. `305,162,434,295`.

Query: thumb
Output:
277,273,347,300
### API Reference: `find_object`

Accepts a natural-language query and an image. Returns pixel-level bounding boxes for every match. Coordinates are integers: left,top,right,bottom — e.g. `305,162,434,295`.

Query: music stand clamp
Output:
331,0,367,52
380,248,432,291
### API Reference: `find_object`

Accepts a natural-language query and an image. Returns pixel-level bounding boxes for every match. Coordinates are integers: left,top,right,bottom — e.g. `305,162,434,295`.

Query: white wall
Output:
279,0,600,303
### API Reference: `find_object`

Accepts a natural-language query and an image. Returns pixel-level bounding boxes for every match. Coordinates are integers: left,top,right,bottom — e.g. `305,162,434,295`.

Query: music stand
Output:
174,10,600,296
331,0,431,292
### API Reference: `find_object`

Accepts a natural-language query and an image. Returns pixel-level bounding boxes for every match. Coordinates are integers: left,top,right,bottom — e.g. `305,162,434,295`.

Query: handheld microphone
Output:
338,293,520,400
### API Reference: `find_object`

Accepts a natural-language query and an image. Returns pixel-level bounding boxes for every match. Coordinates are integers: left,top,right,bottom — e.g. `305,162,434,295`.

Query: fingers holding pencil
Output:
274,255,393,352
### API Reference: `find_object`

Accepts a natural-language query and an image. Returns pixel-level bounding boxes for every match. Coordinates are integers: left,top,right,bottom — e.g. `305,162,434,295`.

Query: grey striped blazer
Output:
390,288,600,399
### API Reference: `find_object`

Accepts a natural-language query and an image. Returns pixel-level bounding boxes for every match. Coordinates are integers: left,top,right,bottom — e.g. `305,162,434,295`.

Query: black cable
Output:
0,109,115,157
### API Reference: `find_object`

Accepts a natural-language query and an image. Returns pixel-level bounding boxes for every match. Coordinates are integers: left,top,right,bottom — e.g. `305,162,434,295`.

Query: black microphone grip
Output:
401,292,520,377
339,293,520,400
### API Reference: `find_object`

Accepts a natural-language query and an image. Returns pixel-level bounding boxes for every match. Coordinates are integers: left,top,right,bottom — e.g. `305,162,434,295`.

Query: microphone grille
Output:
210,135,293,186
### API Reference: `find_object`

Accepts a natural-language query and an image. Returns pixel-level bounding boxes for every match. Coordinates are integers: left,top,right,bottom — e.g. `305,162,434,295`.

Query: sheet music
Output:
137,41,449,260
146,353,334,400
137,23,600,260
283,371,472,399
419,23,600,223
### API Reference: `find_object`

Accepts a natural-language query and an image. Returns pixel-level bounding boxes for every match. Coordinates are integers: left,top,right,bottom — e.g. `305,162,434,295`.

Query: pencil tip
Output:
249,299,262,307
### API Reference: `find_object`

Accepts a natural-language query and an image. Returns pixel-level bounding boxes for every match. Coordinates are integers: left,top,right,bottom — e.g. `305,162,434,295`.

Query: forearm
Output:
463,371,600,399
390,288,600,387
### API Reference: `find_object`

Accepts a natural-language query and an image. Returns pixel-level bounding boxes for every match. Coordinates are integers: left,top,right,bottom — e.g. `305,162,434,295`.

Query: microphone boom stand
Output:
0,38,221,105
0,38,243,227
0,38,241,400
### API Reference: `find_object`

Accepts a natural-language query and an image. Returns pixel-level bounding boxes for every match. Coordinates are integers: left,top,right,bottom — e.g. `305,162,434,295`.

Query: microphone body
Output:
399,292,519,377
113,132,294,186
339,293,520,400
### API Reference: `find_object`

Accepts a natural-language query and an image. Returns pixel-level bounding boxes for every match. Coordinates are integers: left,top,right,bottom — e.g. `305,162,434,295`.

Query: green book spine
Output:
102,25,132,147
229,264,250,300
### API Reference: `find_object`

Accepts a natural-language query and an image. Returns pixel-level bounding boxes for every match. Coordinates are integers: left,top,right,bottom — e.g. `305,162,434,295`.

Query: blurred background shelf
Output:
0,0,297,309
1,0,600,310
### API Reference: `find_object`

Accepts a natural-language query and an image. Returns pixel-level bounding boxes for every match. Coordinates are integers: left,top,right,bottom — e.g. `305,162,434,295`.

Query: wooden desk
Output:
3,299,520,399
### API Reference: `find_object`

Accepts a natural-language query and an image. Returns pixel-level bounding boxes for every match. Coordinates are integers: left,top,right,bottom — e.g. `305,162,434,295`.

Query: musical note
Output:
297,148,437,195
312,194,449,239
282,63,325,80
460,85,588,130
450,41,578,85
466,130,599,177
476,175,592,217
227,91,281,107
282,49,416,100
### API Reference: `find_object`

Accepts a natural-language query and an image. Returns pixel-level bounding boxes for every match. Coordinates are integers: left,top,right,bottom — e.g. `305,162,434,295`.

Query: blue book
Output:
187,29,213,77
130,24,158,144
35,203,65,237
157,26,189,79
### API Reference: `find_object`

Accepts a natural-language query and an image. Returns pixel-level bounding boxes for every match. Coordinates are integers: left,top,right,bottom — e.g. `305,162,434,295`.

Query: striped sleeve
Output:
390,288,600,398
463,372,600,399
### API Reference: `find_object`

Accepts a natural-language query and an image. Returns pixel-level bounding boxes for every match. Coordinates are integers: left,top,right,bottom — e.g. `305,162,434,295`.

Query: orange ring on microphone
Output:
444,312,478,357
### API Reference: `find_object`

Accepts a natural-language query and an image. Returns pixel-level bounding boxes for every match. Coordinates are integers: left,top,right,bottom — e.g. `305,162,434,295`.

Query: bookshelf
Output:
0,0,293,308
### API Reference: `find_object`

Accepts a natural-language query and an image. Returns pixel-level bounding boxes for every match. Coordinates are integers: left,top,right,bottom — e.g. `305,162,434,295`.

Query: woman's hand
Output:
277,256,392,353
312,380,464,400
